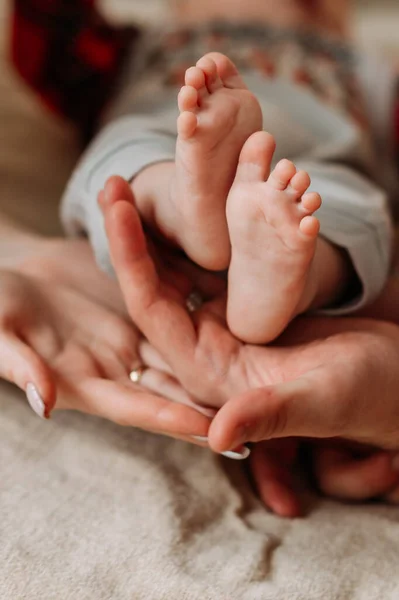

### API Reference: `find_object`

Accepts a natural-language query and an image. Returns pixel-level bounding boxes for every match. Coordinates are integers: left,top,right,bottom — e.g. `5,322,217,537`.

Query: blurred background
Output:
96,0,399,56
355,0,399,58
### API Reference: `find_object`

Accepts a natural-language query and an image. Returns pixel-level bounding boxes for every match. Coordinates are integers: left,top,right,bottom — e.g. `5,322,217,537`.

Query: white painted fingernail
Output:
191,436,251,460
26,383,46,419
221,446,251,461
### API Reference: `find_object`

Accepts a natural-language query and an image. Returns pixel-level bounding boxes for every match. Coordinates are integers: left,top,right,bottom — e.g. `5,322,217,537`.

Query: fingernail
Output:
391,454,399,472
191,436,251,460
26,383,46,419
221,446,251,461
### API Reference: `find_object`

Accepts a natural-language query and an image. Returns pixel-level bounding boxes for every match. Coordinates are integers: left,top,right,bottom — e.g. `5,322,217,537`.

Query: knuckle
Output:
256,389,288,441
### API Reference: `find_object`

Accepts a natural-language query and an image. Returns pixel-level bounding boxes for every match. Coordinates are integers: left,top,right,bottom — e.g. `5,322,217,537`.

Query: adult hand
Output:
249,438,399,516
209,316,399,452
101,176,399,514
101,176,399,451
310,440,399,503
0,237,212,442
101,176,298,408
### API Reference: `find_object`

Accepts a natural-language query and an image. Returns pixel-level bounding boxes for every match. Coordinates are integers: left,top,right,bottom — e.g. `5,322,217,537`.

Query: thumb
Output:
208,367,350,453
0,333,56,419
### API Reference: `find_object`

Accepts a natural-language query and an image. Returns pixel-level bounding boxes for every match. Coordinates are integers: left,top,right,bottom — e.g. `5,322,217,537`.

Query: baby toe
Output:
302,192,322,214
177,111,198,140
203,52,247,90
178,85,199,112
235,131,276,183
185,66,207,95
196,56,222,92
299,215,320,238
289,170,311,197
268,159,297,191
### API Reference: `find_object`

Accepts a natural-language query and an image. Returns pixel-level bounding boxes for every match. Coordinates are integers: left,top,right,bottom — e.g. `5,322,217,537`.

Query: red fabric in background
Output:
395,83,399,164
9,1,399,159
11,0,138,138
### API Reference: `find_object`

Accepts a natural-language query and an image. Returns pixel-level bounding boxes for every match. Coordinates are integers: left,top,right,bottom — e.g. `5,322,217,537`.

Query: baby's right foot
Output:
171,53,263,270
227,131,321,344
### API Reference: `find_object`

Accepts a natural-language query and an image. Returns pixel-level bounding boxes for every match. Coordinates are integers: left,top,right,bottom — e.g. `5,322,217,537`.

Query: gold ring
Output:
129,366,147,384
186,290,203,313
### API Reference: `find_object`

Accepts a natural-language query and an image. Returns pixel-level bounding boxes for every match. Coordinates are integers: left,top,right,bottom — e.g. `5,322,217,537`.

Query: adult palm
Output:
102,175,399,515
102,177,399,454
0,238,211,440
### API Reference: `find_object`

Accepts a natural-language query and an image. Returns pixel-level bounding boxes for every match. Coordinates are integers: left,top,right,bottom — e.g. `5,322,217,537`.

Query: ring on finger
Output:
129,366,147,384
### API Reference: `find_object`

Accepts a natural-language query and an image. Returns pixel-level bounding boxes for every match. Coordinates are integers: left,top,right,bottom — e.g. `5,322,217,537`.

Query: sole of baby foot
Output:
226,131,321,344
171,53,263,270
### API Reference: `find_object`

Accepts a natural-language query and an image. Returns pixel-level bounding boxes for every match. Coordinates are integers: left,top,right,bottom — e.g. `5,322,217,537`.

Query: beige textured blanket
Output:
1,2,399,598
2,382,399,600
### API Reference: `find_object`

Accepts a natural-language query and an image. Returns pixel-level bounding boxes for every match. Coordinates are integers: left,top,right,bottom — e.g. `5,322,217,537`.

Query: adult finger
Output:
61,376,211,439
138,340,174,376
139,428,210,448
139,368,216,418
250,442,302,518
101,177,238,406
0,332,56,418
102,181,198,380
313,446,399,501
139,342,218,418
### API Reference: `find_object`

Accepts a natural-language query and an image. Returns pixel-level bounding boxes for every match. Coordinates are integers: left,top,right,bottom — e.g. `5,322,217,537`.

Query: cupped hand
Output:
0,240,212,442
210,317,399,452
101,176,315,408
101,176,399,451
101,176,399,515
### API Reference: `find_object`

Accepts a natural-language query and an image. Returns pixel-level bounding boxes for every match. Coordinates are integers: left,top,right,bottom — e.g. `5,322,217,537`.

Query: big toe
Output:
195,56,223,92
235,131,276,183
203,52,247,89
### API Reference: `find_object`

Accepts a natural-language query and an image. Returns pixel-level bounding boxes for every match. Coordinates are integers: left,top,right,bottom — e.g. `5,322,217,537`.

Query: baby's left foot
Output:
226,131,321,344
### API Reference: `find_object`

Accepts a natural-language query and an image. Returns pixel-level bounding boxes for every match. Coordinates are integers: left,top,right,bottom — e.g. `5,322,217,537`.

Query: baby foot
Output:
226,131,321,344
171,52,263,270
